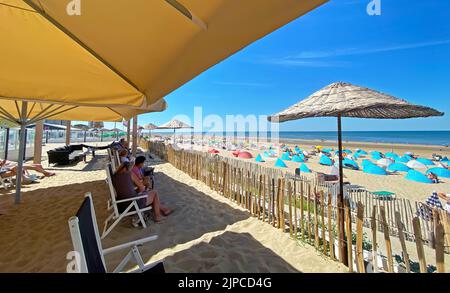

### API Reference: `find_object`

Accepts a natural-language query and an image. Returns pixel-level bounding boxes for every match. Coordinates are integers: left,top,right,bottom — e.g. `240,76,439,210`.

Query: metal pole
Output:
15,101,28,204
337,114,348,265
4,128,10,160
132,116,138,157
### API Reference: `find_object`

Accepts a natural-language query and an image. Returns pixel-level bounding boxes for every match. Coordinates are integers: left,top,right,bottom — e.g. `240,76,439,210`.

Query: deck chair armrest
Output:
114,194,148,204
103,235,158,255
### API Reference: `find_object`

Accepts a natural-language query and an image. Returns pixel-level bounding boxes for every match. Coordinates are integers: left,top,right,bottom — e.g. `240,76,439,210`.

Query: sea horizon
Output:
150,130,450,146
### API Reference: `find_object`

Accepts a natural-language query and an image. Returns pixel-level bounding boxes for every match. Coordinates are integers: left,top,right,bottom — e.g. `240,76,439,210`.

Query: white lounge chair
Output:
68,193,164,273
102,163,152,239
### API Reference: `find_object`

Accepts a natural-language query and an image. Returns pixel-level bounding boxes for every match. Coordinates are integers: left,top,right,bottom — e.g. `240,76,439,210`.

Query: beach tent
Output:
238,151,253,159
268,81,444,265
416,158,435,166
407,160,428,169
377,158,393,168
387,163,411,172
281,152,291,161
274,158,288,168
319,155,333,166
291,155,305,163
255,154,265,163
371,152,383,160
396,156,411,163
300,163,312,173
157,119,193,143
426,167,450,178
342,158,359,170
363,164,388,175
361,159,374,168
405,170,433,184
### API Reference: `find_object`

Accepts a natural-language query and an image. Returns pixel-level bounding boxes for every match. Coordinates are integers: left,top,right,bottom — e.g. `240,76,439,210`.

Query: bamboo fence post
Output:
395,211,411,273
371,205,378,273
314,189,319,248
300,182,305,241
327,193,335,260
307,184,312,243
280,179,285,231
276,178,282,229
345,202,353,272
337,199,343,263
288,181,293,238
271,178,276,227
380,206,394,273
320,191,326,254
356,202,365,273
412,217,427,273
262,175,267,222
293,181,298,239
258,174,263,220
433,211,445,273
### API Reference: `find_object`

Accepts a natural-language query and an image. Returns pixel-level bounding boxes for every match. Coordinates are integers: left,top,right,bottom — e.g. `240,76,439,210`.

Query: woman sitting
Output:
112,162,172,224
132,156,153,189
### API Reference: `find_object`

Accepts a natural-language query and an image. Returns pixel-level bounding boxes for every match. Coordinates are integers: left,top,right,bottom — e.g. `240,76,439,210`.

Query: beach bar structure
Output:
268,82,444,265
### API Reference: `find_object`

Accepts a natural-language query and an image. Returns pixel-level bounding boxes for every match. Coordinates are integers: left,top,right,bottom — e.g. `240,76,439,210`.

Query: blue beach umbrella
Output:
387,163,411,172
363,164,387,175
416,158,435,166
385,152,399,160
322,148,333,153
300,163,312,173
292,155,305,163
405,170,433,184
294,147,302,154
274,158,288,168
319,155,333,166
281,152,291,161
426,167,450,178
357,150,368,155
255,154,265,163
441,157,449,163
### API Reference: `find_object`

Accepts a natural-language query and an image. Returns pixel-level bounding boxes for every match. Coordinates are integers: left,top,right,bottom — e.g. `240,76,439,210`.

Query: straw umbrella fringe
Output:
268,81,444,266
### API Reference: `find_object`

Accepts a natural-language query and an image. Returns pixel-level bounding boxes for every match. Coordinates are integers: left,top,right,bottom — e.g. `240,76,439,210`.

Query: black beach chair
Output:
68,192,164,273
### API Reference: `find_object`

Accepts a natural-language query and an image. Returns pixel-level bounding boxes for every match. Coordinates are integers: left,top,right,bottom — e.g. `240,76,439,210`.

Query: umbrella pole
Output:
173,128,176,144
15,101,28,204
337,114,348,265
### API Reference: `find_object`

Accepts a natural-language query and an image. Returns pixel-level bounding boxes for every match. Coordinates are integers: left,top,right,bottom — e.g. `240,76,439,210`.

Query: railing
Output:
146,141,450,273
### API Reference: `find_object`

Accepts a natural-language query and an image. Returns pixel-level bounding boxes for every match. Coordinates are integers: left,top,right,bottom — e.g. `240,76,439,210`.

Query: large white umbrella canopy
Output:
268,81,444,265
407,160,427,169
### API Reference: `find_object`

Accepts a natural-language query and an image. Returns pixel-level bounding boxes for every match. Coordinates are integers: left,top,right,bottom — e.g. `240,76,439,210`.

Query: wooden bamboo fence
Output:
147,142,449,273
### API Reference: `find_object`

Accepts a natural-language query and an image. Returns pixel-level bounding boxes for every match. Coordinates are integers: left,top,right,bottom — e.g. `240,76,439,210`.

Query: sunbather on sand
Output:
0,160,55,177
113,162,172,223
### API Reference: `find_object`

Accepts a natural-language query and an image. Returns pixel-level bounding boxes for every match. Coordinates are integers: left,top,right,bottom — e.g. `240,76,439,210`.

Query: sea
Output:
172,131,450,146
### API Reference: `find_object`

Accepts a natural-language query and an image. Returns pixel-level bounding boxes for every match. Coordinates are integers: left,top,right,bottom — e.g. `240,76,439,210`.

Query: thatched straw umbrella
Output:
268,81,444,265
158,119,193,143
144,123,158,137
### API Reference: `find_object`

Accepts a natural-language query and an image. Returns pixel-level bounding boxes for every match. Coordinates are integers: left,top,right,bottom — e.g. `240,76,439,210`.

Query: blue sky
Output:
102,0,450,132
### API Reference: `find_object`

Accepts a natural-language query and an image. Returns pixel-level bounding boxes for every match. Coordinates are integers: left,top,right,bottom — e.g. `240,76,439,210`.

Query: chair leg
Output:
134,201,147,229
101,203,136,239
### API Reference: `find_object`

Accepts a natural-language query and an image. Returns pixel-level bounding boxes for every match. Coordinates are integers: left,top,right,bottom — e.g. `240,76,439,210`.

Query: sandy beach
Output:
172,136,450,203
0,146,346,273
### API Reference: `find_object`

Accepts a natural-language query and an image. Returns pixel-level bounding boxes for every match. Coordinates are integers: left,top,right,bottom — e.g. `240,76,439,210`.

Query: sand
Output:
175,139,450,203
0,146,346,273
